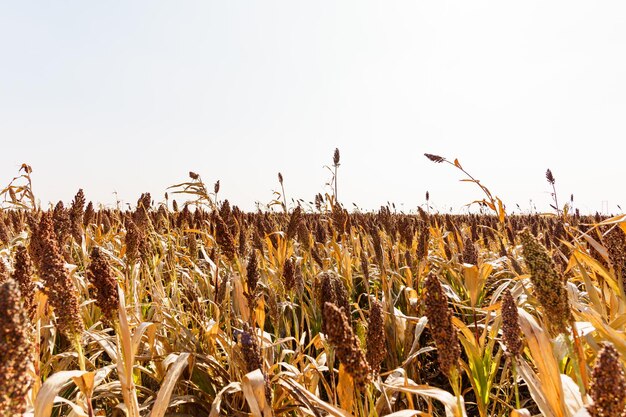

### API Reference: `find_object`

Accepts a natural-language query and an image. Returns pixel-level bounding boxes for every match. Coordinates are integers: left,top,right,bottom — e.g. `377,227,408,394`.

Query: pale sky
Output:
1,2,625,213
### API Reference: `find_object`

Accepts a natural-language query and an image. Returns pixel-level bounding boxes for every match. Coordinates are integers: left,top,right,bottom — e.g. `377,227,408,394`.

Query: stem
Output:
75,336,86,371
449,366,463,417
445,160,495,209
472,306,480,343
280,183,287,213
511,358,520,410
571,325,589,397
214,254,220,304
566,331,587,401
552,183,560,216
334,165,338,203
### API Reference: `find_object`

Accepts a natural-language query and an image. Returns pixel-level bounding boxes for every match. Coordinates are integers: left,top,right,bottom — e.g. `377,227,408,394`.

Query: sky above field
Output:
1,2,625,214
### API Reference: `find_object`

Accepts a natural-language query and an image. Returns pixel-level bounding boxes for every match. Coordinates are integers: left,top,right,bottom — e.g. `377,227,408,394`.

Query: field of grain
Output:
1,157,625,417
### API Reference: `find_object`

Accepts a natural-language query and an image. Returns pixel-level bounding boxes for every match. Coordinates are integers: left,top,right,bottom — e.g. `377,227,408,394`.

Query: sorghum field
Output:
2,154,626,417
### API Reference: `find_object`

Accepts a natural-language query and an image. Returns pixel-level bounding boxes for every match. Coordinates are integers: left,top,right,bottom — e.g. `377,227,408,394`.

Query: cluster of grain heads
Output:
323,302,371,388
586,343,626,417
6,161,626,415
36,213,85,359
603,225,626,294
519,228,573,335
501,289,522,357
424,274,460,378
317,271,350,333
366,298,386,375
281,257,295,291
245,250,260,313
0,257,8,282
0,279,34,416
462,236,478,265
237,323,272,404
214,211,236,261
11,245,36,319
85,247,119,324
133,192,151,230
83,201,95,227
124,218,141,265
52,201,71,249
69,188,85,242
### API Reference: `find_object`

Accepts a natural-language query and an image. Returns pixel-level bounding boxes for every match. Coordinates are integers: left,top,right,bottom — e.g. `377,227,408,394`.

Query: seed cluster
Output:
0,279,33,416
323,302,371,388
501,289,522,357
86,247,119,324
520,229,572,335
424,274,461,377
37,214,85,341
366,298,386,375
587,343,626,417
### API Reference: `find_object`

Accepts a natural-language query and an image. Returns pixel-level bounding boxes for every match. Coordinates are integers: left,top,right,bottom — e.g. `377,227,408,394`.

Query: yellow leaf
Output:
338,364,355,413
232,273,250,321
381,369,467,417
497,198,506,223
255,298,266,328
72,371,95,398
462,265,480,307
517,310,567,417
242,369,273,417
35,370,89,417
149,353,193,417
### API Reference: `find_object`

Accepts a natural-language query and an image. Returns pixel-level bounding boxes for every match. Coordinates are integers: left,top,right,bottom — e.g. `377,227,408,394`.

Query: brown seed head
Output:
70,189,85,241
133,192,151,230
323,302,371,388
318,272,351,331
83,201,95,227
424,153,445,163
519,229,572,335
462,237,478,265
215,214,236,261
38,213,85,341
0,279,34,416
366,298,386,375
286,206,302,241
587,343,626,417
0,258,8,284
86,247,119,324
52,201,71,247
604,226,626,293
238,323,263,373
0,219,9,245
293,261,304,295
237,323,272,404
417,223,430,260
125,219,141,264
282,258,295,290
501,289,523,357
246,251,260,296
424,274,460,377
11,246,36,319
